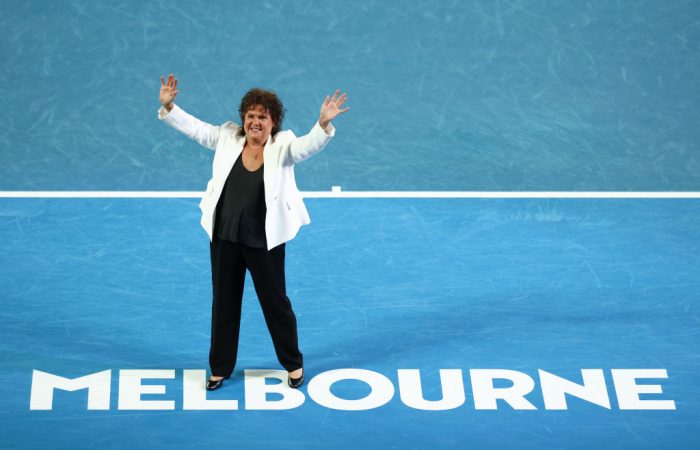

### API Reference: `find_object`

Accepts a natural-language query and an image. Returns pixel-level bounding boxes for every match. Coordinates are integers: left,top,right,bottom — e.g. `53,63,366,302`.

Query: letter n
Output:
539,369,610,410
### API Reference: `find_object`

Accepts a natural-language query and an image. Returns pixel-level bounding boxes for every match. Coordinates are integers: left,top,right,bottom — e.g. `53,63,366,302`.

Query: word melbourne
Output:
30,368,675,411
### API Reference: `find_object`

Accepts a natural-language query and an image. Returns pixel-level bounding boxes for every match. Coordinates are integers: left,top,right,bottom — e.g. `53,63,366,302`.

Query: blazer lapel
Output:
263,135,280,203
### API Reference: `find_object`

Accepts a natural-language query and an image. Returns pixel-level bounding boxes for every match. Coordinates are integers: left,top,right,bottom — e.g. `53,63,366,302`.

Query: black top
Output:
214,154,267,248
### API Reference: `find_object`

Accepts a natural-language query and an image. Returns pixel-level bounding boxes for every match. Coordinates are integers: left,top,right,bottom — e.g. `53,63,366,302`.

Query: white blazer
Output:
158,104,335,250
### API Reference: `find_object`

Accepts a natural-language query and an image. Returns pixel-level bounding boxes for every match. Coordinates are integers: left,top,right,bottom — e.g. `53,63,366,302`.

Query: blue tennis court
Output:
2,197,698,448
1,0,699,449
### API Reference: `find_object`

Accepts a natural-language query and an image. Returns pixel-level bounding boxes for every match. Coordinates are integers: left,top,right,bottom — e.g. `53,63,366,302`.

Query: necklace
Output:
243,144,264,170
246,144,263,159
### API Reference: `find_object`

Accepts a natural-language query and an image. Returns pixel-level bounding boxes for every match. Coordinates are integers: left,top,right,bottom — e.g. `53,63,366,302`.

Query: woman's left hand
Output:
319,90,350,131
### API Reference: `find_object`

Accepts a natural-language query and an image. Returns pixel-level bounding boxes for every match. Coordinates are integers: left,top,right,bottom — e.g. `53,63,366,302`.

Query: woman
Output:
158,74,348,390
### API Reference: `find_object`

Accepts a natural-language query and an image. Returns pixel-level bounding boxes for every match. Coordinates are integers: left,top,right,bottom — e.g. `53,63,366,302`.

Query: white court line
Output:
303,191,700,199
0,191,203,198
1,191,700,199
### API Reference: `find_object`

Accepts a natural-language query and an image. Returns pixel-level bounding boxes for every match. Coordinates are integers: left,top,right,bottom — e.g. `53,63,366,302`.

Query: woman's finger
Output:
161,76,165,86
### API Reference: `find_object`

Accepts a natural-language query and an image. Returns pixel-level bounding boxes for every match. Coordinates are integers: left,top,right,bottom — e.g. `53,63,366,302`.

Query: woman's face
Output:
244,104,275,144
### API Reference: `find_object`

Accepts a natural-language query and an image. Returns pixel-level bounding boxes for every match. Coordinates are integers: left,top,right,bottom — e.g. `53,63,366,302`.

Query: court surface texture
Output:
1,196,698,448
2,0,699,448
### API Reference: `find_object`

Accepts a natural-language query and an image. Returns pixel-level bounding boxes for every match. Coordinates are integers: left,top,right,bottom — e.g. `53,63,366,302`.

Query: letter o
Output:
307,369,395,410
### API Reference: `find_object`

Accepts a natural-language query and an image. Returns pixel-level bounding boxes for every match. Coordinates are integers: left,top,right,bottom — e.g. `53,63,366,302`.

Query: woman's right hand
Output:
160,74,179,111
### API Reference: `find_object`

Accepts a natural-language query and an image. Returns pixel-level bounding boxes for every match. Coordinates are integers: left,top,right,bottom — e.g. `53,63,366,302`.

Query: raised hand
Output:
160,74,179,111
319,90,349,131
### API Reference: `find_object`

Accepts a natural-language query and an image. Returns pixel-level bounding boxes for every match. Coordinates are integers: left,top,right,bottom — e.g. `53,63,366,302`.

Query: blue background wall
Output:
2,0,699,191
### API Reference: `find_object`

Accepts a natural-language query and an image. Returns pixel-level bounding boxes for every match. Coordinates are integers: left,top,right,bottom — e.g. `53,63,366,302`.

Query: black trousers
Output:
209,239,303,376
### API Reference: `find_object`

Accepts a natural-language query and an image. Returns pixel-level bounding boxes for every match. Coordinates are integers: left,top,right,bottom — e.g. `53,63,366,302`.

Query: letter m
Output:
30,370,111,410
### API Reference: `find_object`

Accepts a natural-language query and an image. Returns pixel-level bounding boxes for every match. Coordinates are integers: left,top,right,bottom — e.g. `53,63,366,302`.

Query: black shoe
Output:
206,375,230,391
288,370,304,389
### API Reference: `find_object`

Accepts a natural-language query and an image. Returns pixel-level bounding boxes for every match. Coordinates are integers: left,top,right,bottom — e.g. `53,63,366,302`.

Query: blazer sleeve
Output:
157,104,220,150
286,121,336,164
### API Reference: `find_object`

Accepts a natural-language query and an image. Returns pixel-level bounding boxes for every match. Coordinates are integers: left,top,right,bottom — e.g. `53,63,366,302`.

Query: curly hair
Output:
237,88,285,137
